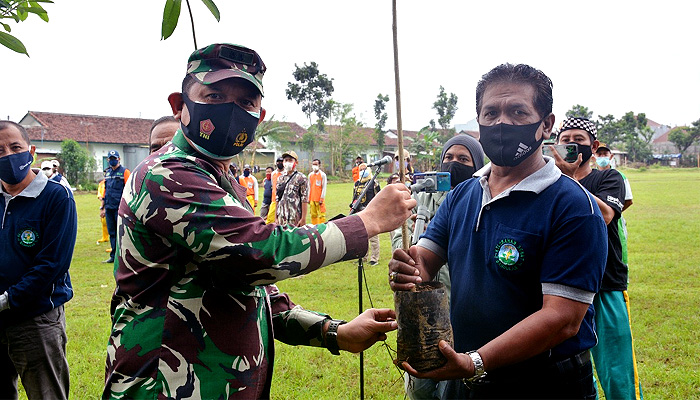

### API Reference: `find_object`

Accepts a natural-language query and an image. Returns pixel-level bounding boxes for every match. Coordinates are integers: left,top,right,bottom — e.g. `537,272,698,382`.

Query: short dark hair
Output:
475,63,553,119
312,158,321,164
150,116,177,134
0,120,31,145
265,166,273,171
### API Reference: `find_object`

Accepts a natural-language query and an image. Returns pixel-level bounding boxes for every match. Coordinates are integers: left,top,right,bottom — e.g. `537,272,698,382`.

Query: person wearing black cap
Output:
554,118,643,400
103,43,416,399
100,149,130,264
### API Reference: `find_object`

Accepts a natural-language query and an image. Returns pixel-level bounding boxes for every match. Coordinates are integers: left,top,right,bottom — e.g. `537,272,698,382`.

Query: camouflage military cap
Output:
186,43,266,95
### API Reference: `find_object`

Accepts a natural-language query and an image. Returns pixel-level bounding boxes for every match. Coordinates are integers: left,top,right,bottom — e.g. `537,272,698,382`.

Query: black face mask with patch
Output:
479,117,546,167
577,144,593,167
181,93,259,160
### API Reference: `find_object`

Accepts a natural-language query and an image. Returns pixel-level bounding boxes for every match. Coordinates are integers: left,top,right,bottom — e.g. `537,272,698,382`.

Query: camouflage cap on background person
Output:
186,43,266,95
282,150,299,161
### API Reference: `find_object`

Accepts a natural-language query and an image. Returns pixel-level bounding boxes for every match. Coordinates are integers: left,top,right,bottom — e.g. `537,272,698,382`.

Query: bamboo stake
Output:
392,0,410,251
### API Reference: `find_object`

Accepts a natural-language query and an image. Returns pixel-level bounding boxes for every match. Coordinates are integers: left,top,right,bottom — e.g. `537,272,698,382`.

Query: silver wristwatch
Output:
466,351,487,382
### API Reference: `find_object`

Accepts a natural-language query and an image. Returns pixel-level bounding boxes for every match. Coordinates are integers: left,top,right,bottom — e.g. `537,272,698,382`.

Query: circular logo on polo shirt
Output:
17,228,39,248
494,239,524,271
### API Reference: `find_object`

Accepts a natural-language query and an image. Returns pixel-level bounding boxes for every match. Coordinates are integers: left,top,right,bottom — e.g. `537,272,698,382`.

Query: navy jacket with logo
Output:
0,172,76,329
104,164,129,210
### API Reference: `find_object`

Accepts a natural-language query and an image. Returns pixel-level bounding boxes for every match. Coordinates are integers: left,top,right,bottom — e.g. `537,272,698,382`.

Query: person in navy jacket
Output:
100,149,130,264
0,121,77,400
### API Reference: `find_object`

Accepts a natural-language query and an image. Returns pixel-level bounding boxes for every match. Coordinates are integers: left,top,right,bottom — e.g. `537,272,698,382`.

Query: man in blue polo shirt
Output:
0,121,77,400
100,150,130,264
389,64,607,399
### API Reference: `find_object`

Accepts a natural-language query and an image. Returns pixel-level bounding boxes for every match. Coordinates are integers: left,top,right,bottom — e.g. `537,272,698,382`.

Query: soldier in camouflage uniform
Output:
103,43,415,399
275,150,308,227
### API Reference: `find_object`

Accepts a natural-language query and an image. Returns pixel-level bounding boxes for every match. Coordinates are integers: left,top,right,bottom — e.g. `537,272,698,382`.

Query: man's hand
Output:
358,183,416,237
336,308,398,353
400,340,475,381
549,145,581,178
388,247,423,291
100,209,106,218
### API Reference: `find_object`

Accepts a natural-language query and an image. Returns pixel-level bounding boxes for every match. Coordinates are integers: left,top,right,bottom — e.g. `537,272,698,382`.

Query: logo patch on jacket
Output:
18,228,39,247
494,239,524,271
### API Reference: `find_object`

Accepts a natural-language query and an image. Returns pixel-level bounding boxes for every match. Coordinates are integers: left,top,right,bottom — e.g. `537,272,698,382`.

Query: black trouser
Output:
442,350,596,399
105,208,118,261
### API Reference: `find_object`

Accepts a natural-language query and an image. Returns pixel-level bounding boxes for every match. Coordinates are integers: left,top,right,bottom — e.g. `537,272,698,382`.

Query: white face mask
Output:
283,161,294,171
312,165,319,171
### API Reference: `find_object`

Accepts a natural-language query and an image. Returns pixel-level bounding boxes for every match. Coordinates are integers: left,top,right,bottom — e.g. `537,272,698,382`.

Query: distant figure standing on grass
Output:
276,150,308,227
100,150,130,264
265,157,284,223
308,158,327,224
259,166,274,218
96,178,109,244
351,163,381,266
239,164,259,210
0,121,76,400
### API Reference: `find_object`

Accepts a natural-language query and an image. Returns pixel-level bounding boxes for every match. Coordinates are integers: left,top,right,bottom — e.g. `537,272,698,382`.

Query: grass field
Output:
31,167,700,399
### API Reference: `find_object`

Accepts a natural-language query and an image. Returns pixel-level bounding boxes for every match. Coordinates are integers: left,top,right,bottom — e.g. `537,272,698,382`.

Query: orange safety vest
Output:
308,171,325,202
270,170,282,201
238,175,256,197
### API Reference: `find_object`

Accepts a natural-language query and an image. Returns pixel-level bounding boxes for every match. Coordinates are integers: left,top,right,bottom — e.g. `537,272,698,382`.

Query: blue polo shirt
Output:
0,172,76,328
418,158,607,360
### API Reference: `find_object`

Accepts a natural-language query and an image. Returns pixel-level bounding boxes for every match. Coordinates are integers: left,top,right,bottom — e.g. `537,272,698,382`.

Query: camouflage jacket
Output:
275,170,308,226
104,131,368,399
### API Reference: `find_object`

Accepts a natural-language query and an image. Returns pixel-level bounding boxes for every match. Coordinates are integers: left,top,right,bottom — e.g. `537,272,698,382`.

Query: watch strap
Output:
465,350,487,383
325,319,347,355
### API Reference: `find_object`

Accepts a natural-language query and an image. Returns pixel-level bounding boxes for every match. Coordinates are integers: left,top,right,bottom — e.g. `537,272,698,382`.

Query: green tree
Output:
374,94,389,154
667,120,700,155
246,115,291,167
325,103,369,176
285,62,335,129
161,0,220,49
57,139,91,185
565,104,593,119
408,126,440,171
432,86,458,143
0,0,51,56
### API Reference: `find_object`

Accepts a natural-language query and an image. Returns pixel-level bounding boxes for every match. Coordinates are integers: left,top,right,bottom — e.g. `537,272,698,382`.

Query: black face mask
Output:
181,93,259,160
441,161,475,188
578,144,593,167
479,117,546,167
276,162,284,170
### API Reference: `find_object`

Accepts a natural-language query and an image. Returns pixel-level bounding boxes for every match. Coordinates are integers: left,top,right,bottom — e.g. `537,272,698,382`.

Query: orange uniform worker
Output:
238,164,258,210
352,156,363,182
307,158,327,224
265,157,284,223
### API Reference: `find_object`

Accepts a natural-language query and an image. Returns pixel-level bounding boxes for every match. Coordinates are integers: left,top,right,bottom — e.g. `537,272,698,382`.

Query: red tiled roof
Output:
22,111,154,145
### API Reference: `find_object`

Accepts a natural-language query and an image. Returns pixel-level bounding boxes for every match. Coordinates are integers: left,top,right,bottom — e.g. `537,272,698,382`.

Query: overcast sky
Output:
2,1,699,132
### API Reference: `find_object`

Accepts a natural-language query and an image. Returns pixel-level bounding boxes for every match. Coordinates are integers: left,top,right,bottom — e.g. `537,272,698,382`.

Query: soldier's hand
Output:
358,183,416,238
336,308,397,353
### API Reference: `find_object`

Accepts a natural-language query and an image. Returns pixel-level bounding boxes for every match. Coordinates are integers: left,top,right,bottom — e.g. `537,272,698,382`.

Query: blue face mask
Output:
0,151,34,185
181,93,260,160
243,170,250,177
109,158,119,167
360,169,369,179
596,157,611,168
